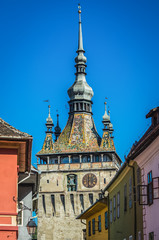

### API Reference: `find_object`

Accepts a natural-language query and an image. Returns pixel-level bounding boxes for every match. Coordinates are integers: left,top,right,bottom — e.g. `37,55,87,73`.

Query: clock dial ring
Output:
82,173,97,188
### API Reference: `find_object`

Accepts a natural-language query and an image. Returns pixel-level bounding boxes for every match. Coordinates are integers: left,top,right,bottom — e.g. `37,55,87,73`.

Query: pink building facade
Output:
127,107,159,240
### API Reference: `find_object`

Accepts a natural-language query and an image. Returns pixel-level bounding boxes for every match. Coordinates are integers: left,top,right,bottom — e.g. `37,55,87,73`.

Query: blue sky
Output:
0,0,159,165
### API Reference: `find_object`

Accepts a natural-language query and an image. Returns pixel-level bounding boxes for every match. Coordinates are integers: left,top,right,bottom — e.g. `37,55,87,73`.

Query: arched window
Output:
67,174,77,191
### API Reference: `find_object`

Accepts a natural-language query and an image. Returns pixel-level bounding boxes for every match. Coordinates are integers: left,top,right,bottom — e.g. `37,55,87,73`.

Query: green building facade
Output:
104,161,143,240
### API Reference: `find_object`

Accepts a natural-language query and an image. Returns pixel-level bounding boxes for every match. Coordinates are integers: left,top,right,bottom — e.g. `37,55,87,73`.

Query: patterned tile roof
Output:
38,113,116,155
0,118,32,139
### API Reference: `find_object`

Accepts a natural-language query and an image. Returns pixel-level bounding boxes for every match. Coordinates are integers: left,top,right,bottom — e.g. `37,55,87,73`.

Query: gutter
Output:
126,159,137,240
18,172,31,184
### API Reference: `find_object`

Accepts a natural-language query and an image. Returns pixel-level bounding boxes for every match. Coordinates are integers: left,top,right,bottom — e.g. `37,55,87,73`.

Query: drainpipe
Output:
126,159,137,240
108,193,110,240
18,172,31,184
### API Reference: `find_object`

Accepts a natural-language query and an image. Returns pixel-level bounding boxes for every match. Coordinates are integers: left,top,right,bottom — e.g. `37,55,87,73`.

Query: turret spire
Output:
46,105,54,134
54,113,61,141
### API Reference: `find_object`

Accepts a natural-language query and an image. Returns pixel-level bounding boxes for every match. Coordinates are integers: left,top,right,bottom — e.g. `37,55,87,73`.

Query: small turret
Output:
100,101,115,150
54,114,61,141
42,105,54,152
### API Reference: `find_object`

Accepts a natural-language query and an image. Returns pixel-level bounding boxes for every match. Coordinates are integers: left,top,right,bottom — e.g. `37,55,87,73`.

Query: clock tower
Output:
37,5,121,240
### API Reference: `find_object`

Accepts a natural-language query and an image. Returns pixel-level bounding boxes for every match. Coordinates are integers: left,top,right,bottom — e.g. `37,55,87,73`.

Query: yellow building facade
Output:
77,198,108,240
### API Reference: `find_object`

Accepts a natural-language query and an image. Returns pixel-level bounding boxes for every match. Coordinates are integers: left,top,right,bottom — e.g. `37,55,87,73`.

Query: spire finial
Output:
48,105,51,117
103,98,110,122
78,3,81,22
46,105,53,124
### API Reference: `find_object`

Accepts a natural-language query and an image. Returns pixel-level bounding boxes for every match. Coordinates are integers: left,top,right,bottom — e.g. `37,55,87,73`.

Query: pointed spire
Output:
54,113,61,141
46,105,54,134
77,4,84,52
67,4,94,110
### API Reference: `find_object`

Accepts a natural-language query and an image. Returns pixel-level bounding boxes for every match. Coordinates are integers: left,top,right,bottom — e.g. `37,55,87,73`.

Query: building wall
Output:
86,206,108,240
108,163,143,240
38,162,117,240
135,136,159,240
0,148,18,239
18,186,33,240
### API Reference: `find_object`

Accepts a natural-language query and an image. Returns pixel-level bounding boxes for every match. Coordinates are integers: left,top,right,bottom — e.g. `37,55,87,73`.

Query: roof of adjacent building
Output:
76,197,107,219
126,106,159,161
0,118,32,139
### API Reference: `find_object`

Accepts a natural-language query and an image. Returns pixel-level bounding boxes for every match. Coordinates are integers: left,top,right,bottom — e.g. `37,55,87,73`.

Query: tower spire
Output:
67,4,94,114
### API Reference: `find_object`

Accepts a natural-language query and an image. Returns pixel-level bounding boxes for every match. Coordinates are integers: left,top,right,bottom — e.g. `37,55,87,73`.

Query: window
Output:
42,195,46,213
117,192,120,218
113,195,116,221
110,200,112,223
82,155,90,163
92,218,95,235
60,194,65,211
72,155,79,163
104,178,106,184
98,215,101,232
70,194,75,213
61,156,69,164
105,211,108,229
129,177,132,208
124,184,127,212
17,201,23,225
49,157,58,164
67,174,77,191
103,155,111,162
80,194,84,210
137,167,141,184
88,221,91,236
80,103,83,110
89,193,93,205
147,171,153,205
51,195,56,212
149,232,154,240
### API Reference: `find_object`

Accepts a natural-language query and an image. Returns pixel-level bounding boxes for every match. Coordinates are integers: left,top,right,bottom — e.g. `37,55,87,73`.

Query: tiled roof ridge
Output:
0,117,32,138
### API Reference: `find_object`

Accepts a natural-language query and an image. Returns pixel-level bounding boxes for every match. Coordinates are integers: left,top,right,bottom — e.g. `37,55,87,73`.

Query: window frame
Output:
147,171,153,205
105,211,108,230
113,195,116,221
110,199,112,223
88,221,91,236
98,215,101,232
129,177,132,208
92,218,95,235
124,184,127,212
117,191,120,218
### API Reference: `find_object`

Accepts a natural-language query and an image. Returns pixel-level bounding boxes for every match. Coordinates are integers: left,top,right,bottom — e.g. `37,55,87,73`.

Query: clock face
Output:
82,173,97,188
